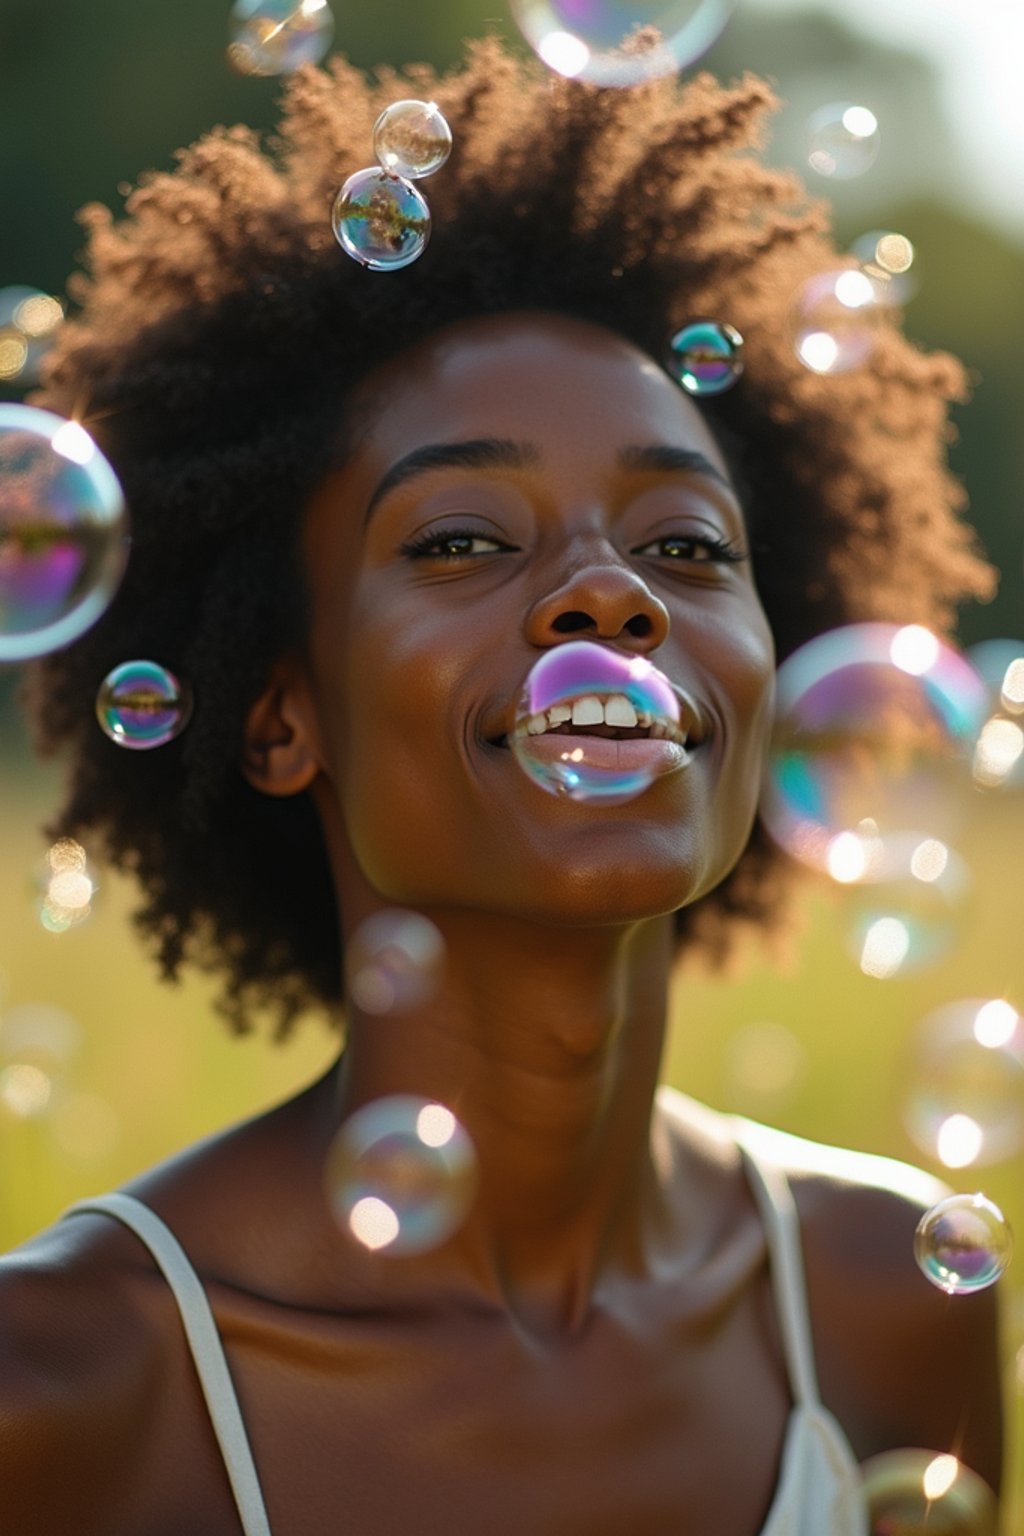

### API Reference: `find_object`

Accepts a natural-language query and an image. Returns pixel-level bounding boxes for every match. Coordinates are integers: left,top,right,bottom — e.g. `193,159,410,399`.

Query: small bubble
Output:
372,101,452,181
0,404,128,662
904,997,1024,1168
331,168,431,272
914,1192,1011,1295
792,269,887,375
512,640,686,806
861,1448,998,1534
324,1095,477,1256
806,101,880,180
346,910,444,1017
509,0,738,87
666,321,744,397
95,660,192,750
226,0,333,76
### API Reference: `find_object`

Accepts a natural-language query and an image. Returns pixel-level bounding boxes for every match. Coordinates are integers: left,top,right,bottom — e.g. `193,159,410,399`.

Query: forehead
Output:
348,312,730,476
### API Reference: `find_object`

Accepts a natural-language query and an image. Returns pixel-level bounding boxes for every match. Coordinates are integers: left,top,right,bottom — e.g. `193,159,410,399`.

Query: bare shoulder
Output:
0,1209,174,1535
736,1115,1005,1495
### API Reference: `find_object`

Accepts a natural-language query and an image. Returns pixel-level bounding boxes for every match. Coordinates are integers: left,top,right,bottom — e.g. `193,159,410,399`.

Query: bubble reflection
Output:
904,998,1024,1168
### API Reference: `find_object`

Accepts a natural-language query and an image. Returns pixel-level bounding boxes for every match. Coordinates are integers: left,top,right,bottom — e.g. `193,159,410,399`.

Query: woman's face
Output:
295,312,775,930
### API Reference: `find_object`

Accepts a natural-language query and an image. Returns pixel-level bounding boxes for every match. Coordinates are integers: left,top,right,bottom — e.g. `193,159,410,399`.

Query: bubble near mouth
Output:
511,640,690,805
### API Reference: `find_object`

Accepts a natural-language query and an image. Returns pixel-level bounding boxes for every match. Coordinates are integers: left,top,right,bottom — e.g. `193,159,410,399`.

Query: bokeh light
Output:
0,404,129,663
838,835,969,979
903,998,1024,1168
792,268,887,374
513,639,685,805
346,910,445,1017
0,286,64,387
324,1095,478,1255
914,1191,1012,1295
37,838,96,933
95,660,193,750
666,320,744,396
372,101,452,180
0,1001,81,1120
850,230,918,305
806,101,880,180
861,1448,998,1534
508,0,737,86
761,624,989,875
966,640,1024,792
226,0,333,76
331,168,432,271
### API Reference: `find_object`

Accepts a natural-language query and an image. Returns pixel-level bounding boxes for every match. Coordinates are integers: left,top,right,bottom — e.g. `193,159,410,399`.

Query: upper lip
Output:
481,665,710,751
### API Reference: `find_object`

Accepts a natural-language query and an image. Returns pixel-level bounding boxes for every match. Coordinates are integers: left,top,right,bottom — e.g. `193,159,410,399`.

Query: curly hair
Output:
23,37,993,1037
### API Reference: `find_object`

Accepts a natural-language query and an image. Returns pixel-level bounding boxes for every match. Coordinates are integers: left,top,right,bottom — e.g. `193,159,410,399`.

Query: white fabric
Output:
63,1105,867,1536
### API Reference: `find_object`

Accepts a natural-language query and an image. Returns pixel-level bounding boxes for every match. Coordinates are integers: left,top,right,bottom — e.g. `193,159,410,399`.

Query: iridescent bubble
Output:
850,230,918,306
666,320,744,397
331,168,431,272
792,268,887,375
95,660,192,750
509,0,737,87
806,101,880,180
346,910,445,1016
861,1449,998,1535
760,624,989,874
0,405,128,662
839,835,969,980
0,286,64,387
372,101,452,181
512,640,686,806
226,0,333,76
966,640,1024,792
914,1192,1012,1295
903,998,1024,1168
324,1095,478,1255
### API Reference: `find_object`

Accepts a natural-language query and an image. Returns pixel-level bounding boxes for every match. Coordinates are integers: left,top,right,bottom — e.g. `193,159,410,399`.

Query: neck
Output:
325,911,675,1338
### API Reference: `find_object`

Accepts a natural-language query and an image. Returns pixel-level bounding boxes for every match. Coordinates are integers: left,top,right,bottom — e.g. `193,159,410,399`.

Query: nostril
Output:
552,611,593,634
625,614,654,639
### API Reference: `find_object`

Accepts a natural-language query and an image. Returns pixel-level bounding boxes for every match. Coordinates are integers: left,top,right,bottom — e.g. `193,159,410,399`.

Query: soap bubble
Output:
806,101,880,180
0,286,64,387
839,835,969,980
512,640,686,806
346,910,445,1016
0,1002,81,1119
227,0,333,76
903,998,1024,1168
96,660,192,750
792,268,887,375
861,1449,998,1535
850,230,918,306
373,101,452,180
0,405,128,663
760,624,988,875
966,640,1024,792
666,321,744,397
914,1192,1012,1295
332,168,431,272
509,0,737,87
324,1096,478,1255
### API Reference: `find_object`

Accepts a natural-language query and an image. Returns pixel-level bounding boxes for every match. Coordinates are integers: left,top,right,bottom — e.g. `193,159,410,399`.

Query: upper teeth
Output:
521,693,685,742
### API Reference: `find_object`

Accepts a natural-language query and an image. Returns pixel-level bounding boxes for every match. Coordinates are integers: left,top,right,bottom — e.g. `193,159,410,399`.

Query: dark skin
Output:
0,315,1003,1535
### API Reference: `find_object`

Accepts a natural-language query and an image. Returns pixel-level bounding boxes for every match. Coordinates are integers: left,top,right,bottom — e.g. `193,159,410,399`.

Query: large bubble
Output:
509,0,737,87
324,1096,478,1255
861,1449,998,1535
760,624,989,875
227,0,333,75
914,1192,1012,1296
512,640,686,806
0,405,128,662
331,169,431,272
903,998,1024,1169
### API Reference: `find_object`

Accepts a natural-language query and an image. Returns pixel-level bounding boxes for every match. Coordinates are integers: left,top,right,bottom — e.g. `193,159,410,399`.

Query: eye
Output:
401,525,515,560
632,532,746,564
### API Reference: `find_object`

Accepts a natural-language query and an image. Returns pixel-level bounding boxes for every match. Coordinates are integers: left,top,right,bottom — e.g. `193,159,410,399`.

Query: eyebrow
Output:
363,437,735,524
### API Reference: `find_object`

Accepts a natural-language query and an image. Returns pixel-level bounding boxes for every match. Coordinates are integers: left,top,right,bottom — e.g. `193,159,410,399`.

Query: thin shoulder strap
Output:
730,1122,821,1408
63,1192,273,1536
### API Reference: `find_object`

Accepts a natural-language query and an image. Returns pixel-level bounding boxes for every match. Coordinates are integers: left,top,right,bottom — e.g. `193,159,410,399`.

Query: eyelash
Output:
633,533,747,564
400,526,746,564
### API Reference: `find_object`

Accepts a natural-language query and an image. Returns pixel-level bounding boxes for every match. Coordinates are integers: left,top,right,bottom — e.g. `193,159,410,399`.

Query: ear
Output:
241,657,324,797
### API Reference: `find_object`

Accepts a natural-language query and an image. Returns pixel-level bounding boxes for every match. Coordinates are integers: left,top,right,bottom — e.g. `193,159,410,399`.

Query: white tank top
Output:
63,1101,867,1536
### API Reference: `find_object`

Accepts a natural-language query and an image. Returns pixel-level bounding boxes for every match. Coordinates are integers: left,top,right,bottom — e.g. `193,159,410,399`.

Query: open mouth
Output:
490,691,692,751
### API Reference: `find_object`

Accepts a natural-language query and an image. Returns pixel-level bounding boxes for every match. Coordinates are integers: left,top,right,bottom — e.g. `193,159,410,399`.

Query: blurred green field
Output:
1,748,1022,1526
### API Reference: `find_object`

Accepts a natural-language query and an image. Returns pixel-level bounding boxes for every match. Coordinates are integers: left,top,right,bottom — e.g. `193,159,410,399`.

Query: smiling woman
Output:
0,35,1003,1536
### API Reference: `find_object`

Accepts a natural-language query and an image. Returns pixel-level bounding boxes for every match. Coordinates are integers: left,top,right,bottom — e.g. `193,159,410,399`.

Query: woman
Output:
1,38,1003,1534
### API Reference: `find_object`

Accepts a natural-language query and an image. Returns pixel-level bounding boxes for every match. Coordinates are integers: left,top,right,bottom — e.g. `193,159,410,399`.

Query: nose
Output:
524,547,670,653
